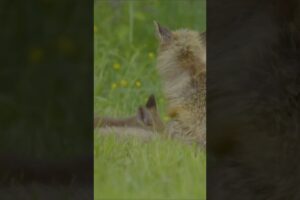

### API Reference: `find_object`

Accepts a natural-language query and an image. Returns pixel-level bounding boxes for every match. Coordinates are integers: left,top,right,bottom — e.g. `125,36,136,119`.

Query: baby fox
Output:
154,22,206,145
94,95,165,139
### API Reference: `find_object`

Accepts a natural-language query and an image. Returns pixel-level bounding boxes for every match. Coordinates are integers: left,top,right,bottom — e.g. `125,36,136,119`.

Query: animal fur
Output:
94,94,165,140
154,22,206,146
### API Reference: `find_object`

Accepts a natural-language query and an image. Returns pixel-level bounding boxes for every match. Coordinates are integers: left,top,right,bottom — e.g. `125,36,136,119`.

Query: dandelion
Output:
113,63,121,70
111,83,117,90
120,80,128,87
148,52,155,59
135,80,141,88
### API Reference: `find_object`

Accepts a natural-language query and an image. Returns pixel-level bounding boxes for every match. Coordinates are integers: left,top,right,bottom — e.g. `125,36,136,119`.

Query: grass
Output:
94,0,206,199
94,135,206,199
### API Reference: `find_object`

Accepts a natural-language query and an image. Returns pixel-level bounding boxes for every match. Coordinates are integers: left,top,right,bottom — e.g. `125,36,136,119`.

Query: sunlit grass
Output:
94,135,206,200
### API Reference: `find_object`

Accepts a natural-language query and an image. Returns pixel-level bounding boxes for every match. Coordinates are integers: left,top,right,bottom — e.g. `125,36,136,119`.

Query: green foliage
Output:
94,135,206,199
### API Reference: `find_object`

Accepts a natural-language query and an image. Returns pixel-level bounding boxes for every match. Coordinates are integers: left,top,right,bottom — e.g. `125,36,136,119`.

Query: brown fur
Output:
154,22,206,145
94,95,165,139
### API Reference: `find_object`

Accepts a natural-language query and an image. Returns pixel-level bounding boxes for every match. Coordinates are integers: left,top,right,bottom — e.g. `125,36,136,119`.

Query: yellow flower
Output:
135,80,141,88
148,52,155,59
94,25,98,33
120,80,128,87
111,83,117,90
113,63,121,70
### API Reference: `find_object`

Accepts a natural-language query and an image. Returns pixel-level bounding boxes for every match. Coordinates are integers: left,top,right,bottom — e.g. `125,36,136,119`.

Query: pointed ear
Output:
154,21,172,43
137,106,151,125
145,94,157,110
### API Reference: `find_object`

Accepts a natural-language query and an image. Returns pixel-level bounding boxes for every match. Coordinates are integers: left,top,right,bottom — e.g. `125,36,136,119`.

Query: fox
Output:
94,94,165,140
154,21,206,146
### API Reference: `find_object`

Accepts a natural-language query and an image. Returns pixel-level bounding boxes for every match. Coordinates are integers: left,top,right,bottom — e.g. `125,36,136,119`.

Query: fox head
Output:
136,94,165,132
154,22,206,118
94,95,165,133
154,21,206,81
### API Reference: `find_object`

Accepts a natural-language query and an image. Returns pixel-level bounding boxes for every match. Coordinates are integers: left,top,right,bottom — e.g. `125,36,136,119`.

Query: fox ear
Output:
137,106,151,125
145,94,157,110
154,21,172,43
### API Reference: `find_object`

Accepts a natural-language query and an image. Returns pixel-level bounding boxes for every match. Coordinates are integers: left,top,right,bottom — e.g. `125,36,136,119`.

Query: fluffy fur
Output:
154,22,206,145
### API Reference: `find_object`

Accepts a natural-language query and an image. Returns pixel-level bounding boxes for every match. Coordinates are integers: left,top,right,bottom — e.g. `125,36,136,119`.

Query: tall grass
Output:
94,135,206,199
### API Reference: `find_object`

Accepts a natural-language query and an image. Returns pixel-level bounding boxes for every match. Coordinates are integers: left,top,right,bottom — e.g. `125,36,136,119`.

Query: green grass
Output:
94,0,206,199
94,135,206,200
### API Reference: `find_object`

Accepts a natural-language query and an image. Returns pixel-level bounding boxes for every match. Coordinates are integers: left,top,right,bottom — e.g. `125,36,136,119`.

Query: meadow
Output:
94,0,206,199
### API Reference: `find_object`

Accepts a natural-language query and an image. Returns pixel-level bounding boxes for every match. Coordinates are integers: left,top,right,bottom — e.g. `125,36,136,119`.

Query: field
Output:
94,0,206,199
